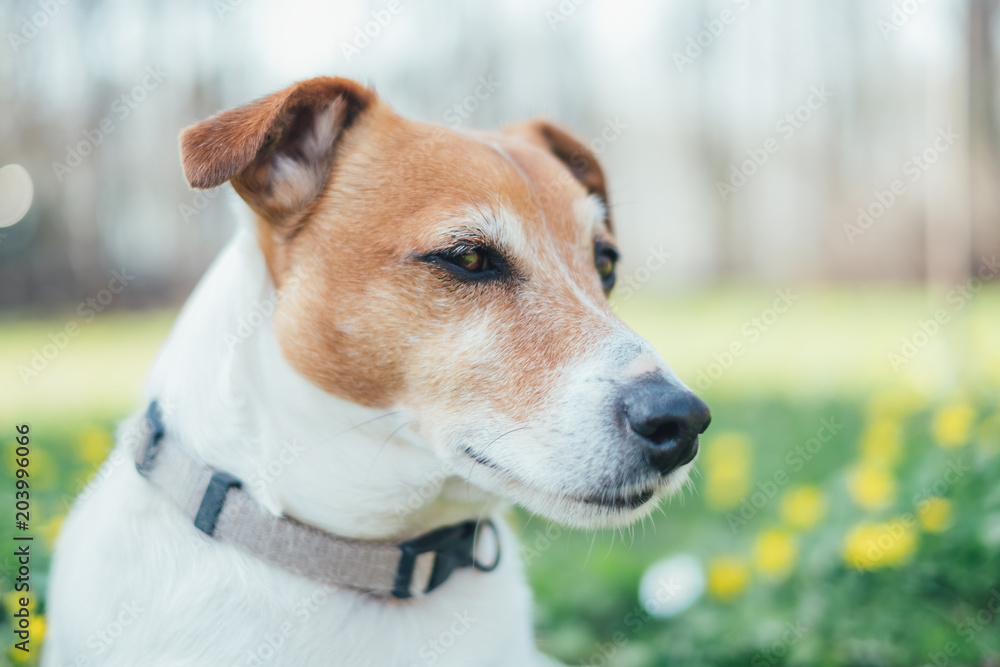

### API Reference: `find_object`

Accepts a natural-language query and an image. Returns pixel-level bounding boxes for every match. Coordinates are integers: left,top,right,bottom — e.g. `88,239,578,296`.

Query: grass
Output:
0,286,998,666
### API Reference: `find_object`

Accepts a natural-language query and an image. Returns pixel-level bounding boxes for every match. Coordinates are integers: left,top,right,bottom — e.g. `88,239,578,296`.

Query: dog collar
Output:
134,401,500,599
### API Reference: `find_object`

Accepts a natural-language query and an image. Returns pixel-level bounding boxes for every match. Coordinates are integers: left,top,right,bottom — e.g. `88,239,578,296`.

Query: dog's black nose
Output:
621,378,711,475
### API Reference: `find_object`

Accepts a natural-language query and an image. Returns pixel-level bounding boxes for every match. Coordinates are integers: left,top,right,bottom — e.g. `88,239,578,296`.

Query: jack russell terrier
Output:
44,76,710,666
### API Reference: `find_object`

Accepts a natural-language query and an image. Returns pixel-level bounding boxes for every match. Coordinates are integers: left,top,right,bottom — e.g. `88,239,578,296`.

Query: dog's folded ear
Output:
503,119,609,206
180,77,375,225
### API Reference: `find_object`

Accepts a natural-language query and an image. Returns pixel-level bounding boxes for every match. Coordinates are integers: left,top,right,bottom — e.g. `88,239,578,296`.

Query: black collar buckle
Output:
391,519,500,599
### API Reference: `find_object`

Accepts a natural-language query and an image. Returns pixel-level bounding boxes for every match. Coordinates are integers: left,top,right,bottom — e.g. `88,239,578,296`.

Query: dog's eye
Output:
450,249,489,273
430,246,498,278
421,243,513,284
595,245,618,291
596,254,614,280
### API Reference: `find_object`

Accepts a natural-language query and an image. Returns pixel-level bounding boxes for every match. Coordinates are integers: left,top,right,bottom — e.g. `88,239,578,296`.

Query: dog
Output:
44,76,710,667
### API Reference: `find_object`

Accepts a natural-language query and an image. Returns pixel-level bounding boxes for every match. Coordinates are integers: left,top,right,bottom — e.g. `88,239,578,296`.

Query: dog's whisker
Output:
481,426,529,453
605,527,617,559
606,199,636,209
582,530,598,570
519,513,536,540
366,420,411,472
466,457,477,504
331,410,402,440
464,426,528,502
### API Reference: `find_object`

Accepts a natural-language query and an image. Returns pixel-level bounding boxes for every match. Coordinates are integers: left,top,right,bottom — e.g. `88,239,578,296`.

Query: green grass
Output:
1,287,998,666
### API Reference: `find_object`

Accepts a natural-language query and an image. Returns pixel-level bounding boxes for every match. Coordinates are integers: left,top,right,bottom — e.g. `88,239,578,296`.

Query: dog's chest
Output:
47,463,542,667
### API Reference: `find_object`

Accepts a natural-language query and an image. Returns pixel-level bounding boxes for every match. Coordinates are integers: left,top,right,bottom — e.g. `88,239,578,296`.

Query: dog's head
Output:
181,77,710,529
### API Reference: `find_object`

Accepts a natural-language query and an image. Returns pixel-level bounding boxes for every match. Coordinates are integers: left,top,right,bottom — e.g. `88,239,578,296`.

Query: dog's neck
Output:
143,223,498,540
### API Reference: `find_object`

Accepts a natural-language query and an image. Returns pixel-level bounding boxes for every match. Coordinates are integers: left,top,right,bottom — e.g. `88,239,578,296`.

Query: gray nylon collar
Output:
135,401,500,599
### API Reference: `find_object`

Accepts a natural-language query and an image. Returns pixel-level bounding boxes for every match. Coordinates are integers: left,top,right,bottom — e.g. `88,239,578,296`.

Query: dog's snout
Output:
621,378,711,475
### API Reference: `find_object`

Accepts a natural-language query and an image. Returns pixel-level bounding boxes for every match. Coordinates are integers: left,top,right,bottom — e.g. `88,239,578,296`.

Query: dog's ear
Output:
180,77,375,226
504,119,608,205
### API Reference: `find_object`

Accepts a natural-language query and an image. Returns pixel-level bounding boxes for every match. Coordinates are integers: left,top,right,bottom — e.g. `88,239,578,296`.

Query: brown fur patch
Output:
180,77,374,227
182,78,620,428
502,119,611,224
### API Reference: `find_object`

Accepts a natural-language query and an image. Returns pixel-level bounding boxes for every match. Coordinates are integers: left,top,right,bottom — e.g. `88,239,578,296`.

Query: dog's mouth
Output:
460,446,661,515
578,486,656,510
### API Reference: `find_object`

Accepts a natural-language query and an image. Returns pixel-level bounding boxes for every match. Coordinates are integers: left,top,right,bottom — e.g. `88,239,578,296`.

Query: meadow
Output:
1,286,998,666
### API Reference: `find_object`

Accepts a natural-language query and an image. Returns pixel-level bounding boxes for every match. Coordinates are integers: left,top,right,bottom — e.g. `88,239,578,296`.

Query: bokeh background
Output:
2,0,1000,665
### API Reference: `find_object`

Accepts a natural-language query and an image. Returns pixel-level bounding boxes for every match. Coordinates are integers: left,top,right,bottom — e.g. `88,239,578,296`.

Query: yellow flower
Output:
30,616,45,644
859,418,903,467
704,432,751,511
707,557,751,601
754,529,798,579
847,464,896,510
843,519,917,570
781,486,827,530
78,426,114,465
917,497,953,533
933,403,975,449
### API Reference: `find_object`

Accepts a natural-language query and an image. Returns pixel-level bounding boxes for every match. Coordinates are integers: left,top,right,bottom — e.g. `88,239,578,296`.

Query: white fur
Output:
43,228,548,667
44,215,689,666
271,102,345,213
